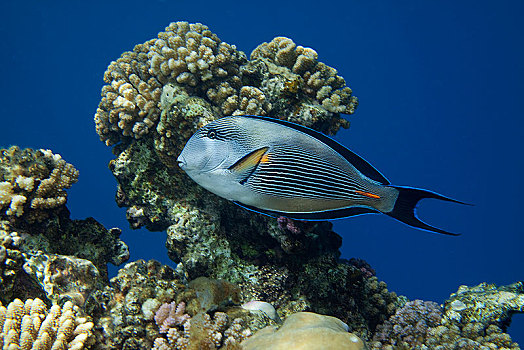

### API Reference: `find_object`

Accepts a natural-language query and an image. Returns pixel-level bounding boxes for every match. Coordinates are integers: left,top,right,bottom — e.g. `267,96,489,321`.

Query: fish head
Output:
177,123,231,174
177,117,254,198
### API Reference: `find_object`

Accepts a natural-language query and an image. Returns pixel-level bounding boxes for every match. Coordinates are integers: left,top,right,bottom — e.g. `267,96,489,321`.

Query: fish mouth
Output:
177,155,186,169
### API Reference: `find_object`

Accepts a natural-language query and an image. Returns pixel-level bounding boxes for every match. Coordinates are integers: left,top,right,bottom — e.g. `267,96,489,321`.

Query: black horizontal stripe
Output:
255,162,364,190
239,115,390,184
249,183,358,200
249,175,362,200
259,161,360,188
252,172,363,196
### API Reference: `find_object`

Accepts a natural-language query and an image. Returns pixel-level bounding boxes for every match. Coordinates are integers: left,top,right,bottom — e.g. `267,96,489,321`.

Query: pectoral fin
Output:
229,147,269,184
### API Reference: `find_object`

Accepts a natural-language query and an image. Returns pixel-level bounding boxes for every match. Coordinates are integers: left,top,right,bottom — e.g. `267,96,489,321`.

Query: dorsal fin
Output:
239,115,390,185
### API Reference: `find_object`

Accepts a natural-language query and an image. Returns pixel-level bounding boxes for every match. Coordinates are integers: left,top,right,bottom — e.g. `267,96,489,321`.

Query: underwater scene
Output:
1,0,523,349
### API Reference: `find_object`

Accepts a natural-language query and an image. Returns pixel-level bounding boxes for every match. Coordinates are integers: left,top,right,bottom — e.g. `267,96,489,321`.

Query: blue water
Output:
1,0,523,343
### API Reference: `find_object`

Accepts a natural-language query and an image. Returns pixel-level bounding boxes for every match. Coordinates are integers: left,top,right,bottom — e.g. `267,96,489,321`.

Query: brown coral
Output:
94,42,163,146
148,22,245,90
251,36,358,116
0,298,94,349
95,21,246,148
0,147,79,222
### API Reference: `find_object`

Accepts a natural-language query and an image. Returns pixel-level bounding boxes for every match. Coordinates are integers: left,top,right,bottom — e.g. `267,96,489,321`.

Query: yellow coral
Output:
0,299,93,350
95,21,246,147
0,147,79,220
251,37,358,116
241,312,366,350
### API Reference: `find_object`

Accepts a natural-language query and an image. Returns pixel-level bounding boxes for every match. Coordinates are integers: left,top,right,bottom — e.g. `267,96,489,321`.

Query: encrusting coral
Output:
0,147,79,222
23,253,104,306
0,298,94,349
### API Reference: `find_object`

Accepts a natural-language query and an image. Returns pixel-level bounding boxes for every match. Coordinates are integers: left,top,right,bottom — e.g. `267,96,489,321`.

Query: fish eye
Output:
207,129,217,139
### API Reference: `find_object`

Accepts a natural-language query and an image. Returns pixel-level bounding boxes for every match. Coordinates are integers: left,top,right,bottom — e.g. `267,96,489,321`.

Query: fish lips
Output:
177,154,187,169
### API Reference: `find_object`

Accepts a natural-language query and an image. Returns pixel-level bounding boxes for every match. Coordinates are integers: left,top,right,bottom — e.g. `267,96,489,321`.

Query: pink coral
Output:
155,301,191,333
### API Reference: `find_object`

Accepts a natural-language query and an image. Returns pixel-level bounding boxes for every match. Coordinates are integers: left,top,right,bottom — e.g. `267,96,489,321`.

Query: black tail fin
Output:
385,186,469,236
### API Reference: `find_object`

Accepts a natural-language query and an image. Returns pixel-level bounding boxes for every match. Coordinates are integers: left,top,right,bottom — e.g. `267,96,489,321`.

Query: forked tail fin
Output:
385,186,469,236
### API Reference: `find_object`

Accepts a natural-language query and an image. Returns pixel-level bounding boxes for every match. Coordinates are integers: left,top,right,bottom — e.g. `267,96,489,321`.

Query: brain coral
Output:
240,312,366,350
0,298,94,349
0,146,78,222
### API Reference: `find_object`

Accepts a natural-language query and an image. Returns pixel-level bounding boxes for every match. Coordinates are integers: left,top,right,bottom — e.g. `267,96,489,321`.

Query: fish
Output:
177,115,467,235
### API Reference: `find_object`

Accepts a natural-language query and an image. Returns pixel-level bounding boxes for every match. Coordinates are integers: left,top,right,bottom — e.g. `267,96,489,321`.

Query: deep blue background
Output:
1,0,522,343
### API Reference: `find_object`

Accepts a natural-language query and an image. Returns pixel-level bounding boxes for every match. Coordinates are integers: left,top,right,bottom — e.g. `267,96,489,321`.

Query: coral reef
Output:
0,298,94,349
371,299,442,347
152,307,250,350
443,282,524,328
0,146,128,307
89,19,521,349
241,312,366,350
369,282,522,349
0,147,79,223
91,259,186,350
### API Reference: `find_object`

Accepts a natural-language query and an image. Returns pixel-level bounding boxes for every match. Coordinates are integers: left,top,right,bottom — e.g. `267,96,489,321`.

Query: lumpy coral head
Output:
241,312,366,350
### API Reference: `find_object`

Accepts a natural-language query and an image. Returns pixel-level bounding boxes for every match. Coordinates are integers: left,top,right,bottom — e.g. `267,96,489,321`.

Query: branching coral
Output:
247,36,358,133
95,21,246,147
155,301,191,333
0,298,94,349
94,42,163,146
0,147,79,222
152,309,250,350
148,22,245,89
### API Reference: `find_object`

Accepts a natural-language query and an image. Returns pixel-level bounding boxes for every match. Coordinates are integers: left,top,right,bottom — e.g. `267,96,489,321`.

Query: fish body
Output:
177,115,465,235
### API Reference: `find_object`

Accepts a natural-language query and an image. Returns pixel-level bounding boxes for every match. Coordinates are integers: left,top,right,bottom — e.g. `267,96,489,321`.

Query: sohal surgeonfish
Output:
177,115,467,235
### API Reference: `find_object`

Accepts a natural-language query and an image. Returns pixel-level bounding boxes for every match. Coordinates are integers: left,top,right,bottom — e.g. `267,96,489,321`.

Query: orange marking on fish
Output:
355,190,381,199
260,153,270,163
